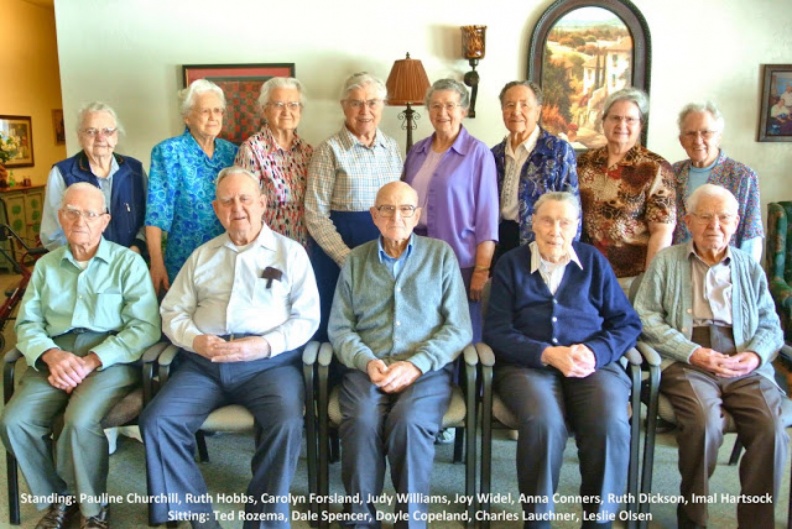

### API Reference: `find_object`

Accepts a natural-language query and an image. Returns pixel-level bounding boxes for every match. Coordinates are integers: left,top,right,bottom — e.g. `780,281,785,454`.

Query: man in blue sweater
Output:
484,191,641,529
329,181,472,527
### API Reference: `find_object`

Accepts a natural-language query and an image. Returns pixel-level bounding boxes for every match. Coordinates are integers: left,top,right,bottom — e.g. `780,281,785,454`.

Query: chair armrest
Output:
623,346,642,367
317,341,334,368
3,348,22,404
157,344,181,386
475,342,495,367
3,348,21,364
141,341,170,405
303,341,320,366
635,341,662,367
302,341,320,414
462,343,479,368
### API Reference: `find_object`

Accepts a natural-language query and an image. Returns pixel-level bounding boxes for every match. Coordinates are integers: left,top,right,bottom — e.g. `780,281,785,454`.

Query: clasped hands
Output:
689,347,759,378
42,349,102,393
366,359,422,393
193,335,271,362
541,344,597,378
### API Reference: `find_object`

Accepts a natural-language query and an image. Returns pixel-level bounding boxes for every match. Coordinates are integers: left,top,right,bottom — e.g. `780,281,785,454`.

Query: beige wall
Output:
1,0,65,185
54,0,791,220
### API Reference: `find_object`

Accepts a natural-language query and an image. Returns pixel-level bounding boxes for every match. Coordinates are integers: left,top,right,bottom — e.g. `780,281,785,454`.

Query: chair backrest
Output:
767,202,791,282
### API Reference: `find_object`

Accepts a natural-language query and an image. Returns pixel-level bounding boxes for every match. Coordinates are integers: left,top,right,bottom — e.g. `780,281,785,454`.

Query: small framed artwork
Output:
758,64,792,142
182,63,296,145
0,115,35,168
52,109,65,145
527,0,651,150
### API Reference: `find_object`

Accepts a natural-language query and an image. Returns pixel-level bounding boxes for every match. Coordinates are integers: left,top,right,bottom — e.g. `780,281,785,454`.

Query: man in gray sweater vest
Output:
329,181,472,527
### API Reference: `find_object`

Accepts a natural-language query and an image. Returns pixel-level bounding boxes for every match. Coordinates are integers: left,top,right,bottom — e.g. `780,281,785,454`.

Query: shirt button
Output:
396,287,401,292
552,299,558,304
686,309,692,314
395,321,401,326
552,337,558,344
552,316,558,322
681,327,687,333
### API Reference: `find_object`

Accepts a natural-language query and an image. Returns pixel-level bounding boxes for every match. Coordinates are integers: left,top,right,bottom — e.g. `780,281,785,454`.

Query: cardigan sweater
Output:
483,242,641,369
328,235,472,374
634,243,783,380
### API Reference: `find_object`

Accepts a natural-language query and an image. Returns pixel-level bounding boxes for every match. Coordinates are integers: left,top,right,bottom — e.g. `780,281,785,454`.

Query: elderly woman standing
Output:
578,88,675,292
491,80,579,258
305,72,402,341
404,79,498,342
145,79,238,294
40,102,147,252
672,101,763,262
235,77,312,247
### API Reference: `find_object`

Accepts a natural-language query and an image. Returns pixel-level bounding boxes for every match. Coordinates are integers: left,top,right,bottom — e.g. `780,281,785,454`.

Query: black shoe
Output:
81,505,110,529
35,499,79,529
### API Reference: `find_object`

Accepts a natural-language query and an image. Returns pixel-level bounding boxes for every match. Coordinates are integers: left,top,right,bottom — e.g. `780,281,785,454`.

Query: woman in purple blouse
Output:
403,78,499,342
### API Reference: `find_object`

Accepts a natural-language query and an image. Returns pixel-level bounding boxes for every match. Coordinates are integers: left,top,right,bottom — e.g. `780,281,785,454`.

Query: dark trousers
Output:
140,350,304,528
495,363,631,529
339,366,453,528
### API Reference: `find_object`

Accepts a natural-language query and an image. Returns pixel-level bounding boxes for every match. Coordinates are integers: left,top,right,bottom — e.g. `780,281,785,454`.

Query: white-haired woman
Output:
145,79,238,294
403,78,498,342
235,77,312,247
577,87,675,292
40,102,148,253
305,72,402,341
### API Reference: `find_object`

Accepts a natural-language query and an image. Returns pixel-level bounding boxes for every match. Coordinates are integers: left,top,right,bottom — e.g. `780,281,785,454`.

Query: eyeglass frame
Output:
60,206,109,222
688,212,737,226
266,101,303,111
344,99,383,110
680,130,720,141
79,127,118,138
374,204,418,218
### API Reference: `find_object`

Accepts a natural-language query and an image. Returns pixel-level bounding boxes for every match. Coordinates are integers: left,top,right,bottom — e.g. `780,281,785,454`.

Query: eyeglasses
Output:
61,207,107,222
606,115,640,125
689,213,736,225
375,205,417,218
681,130,719,140
194,108,225,117
345,99,382,110
80,128,117,138
267,101,302,110
429,102,461,113
536,217,577,229
502,101,536,112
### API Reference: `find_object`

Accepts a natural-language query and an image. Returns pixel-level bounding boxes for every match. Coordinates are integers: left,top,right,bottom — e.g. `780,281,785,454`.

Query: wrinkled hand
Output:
469,269,489,302
366,360,422,393
542,344,596,378
149,259,170,296
42,349,100,393
691,347,759,378
193,335,271,363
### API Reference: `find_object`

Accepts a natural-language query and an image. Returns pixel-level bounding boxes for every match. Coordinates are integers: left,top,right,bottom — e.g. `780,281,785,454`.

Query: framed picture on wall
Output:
182,63,296,145
52,109,65,145
758,64,792,142
0,115,35,168
527,0,651,150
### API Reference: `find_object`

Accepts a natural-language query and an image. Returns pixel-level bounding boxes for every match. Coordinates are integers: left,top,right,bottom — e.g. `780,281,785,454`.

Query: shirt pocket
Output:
252,277,290,307
94,292,124,328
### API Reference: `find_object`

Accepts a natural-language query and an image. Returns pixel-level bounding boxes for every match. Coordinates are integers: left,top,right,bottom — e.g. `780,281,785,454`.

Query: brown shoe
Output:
81,506,110,529
35,499,79,529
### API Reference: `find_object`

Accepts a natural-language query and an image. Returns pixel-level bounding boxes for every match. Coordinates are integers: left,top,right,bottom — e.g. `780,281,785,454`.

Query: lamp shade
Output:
386,53,431,106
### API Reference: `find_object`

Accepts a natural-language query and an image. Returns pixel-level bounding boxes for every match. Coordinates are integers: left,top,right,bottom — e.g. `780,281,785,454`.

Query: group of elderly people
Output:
0,68,784,529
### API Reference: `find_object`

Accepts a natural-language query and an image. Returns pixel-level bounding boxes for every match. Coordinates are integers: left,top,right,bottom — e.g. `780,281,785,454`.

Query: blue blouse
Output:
145,128,238,281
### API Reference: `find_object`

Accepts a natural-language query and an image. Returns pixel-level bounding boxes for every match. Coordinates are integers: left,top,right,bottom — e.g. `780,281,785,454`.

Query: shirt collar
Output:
687,240,732,265
211,224,278,252
415,126,471,156
528,241,583,274
62,237,111,266
260,125,305,154
338,124,386,151
504,125,541,159
378,234,414,263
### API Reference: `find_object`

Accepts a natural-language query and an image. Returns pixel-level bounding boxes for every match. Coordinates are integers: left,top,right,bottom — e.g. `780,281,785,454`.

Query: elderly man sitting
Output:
634,184,787,529
484,191,641,528
140,166,319,529
328,181,472,526
0,182,160,529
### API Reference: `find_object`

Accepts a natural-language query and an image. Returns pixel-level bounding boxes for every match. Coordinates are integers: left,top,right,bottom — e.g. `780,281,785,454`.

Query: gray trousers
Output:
0,331,139,518
495,363,631,529
339,365,453,529
661,362,788,529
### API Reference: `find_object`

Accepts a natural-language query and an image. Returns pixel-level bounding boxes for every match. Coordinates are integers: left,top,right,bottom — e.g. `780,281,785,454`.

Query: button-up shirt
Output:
688,243,733,326
501,126,541,221
15,238,161,369
161,225,320,357
377,235,414,277
529,241,583,295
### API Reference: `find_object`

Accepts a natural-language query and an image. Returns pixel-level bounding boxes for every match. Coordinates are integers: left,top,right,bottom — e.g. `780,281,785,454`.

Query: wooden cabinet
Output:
0,185,44,271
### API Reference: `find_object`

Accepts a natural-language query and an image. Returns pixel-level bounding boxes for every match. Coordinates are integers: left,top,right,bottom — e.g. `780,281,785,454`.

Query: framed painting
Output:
528,0,651,149
52,109,65,145
182,63,296,145
0,115,35,168
758,64,792,142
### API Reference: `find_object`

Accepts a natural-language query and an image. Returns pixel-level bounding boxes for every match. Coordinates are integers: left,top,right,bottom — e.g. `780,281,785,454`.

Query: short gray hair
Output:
686,183,738,214
62,182,107,212
677,101,725,133
179,79,226,117
215,166,261,193
258,77,306,108
425,79,470,110
533,191,580,218
340,72,387,101
602,88,649,123
498,81,543,107
77,102,124,136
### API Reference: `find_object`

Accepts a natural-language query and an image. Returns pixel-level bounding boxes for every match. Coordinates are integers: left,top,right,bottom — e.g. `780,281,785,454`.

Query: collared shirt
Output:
501,126,541,221
304,126,402,265
529,241,583,295
161,225,320,357
15,238,161,369
377,234,414,277
234,125,314,248
145,128,238,281
687,242,733,326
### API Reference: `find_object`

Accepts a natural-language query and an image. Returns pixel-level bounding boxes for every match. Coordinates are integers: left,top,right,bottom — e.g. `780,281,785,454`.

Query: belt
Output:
218,333,259,341
57,328,118,337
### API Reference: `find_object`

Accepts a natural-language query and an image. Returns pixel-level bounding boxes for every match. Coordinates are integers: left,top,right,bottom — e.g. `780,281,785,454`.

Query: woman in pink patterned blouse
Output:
235,77,313,247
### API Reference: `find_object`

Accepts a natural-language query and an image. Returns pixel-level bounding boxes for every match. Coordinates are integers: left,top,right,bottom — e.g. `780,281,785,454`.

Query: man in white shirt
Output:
140,167,320,529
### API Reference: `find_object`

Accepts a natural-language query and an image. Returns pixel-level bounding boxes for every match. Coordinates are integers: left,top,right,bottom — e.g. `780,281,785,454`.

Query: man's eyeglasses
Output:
375,205,417,218
61,207,107,222
689,213,736,225
80,128,117,138
681,130,719,140
345,99,383,110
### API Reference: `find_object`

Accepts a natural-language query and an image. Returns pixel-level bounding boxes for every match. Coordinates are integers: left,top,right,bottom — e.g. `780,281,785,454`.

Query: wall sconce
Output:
461,25,486,118
386,52,431,154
